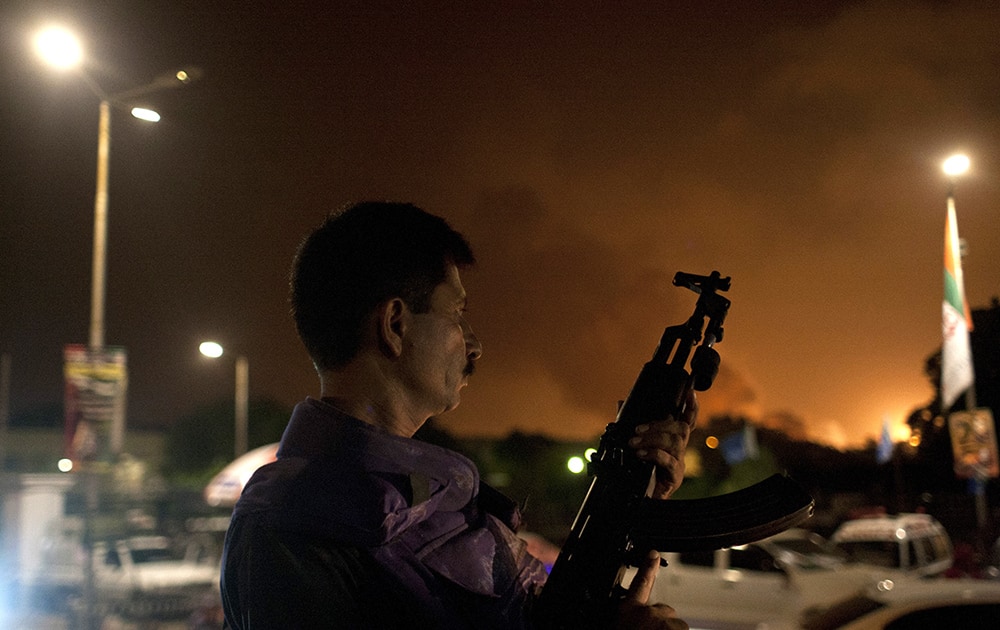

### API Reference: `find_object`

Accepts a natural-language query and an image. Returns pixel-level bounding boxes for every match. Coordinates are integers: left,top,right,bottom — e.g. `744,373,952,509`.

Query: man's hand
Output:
628,390,698,500
616,550,689,630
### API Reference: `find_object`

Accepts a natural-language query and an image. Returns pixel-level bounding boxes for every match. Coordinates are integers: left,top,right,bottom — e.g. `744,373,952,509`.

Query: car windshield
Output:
770,537,846,569
834,540,900,568
773,538,827,555
129,547,178,563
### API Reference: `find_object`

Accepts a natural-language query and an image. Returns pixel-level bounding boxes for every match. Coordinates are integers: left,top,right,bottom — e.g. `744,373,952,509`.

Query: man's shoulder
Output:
223,505,383,609
221,504,391,629
226,508,367,568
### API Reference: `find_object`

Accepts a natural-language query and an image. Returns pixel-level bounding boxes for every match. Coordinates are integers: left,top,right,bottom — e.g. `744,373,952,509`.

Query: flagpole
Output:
942,154,988,550
941,154,975,411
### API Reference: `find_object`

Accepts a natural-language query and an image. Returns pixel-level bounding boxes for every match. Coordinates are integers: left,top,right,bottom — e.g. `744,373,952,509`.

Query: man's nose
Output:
464,324,482,361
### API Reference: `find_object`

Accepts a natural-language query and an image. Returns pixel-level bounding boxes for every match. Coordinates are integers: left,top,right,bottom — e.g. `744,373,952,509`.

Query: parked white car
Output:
799,577,1000,629
755,528,846,570
828,512,953,577
33,519,217,618
647,520,955,630
649,539,870,629
91,536,218,593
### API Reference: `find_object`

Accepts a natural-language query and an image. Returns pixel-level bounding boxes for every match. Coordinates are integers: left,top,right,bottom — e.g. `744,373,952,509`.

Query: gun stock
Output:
533,272,814,629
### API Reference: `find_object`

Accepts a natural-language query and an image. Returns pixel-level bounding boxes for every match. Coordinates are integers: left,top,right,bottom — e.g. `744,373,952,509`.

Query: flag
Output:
720,424,759,465
877,415,893,464
941,198,974,409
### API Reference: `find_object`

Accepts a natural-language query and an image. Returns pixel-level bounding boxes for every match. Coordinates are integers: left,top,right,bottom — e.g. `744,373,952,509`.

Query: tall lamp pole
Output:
34,26,198,352
941,153,991,545
235,355,250,458
200,342,250,459
35,29,197,630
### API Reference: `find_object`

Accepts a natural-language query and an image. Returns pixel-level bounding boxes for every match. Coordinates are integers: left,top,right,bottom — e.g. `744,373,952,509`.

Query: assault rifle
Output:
533,271,814,628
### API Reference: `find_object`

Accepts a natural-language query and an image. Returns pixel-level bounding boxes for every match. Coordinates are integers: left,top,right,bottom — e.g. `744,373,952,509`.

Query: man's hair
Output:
290,201,475,371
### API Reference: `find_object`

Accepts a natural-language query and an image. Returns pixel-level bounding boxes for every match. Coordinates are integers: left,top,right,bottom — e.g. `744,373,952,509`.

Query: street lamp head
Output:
110,66,203,102
200,341,225,358
34,26,82,70
942,154,970,178
175,67,203,84
130,107,161,122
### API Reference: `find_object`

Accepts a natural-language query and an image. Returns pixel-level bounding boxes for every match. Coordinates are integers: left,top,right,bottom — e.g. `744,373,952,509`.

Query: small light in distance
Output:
567,456,586,474
58,458,73,472
705,436,719,449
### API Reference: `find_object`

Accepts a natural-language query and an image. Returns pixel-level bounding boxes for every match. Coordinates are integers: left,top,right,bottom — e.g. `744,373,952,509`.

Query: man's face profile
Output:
398,264,482,418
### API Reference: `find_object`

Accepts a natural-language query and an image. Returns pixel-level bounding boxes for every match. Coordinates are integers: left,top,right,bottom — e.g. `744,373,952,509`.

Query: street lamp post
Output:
91,98,110,350
34,26,198,352
940,152,991,547
235,355,249,458
34,28,198,630
200,342,250,459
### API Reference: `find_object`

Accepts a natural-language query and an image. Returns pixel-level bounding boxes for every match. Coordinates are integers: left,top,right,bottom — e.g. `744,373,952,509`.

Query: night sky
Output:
3,1,999,449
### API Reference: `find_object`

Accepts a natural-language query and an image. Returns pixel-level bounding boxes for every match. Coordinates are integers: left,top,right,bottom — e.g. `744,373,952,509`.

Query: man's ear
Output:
376,298,408,358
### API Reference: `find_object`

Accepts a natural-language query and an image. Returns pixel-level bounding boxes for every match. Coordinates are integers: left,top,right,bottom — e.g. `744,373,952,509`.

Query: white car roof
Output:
832,513,944,541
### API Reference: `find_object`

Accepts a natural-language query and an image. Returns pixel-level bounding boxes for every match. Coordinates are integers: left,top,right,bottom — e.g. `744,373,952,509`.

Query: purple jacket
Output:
221,398,548,629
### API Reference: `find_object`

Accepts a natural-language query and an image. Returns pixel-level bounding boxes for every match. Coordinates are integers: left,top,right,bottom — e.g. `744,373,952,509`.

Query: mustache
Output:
463,360,477,377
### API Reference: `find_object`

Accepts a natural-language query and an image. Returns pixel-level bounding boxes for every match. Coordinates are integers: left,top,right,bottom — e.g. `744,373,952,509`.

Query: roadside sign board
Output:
64,344,128,464
948,408,1000,479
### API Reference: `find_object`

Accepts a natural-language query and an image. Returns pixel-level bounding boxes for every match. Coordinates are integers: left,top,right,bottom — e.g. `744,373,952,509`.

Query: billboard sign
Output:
64,344,128,464
948,408,1000,479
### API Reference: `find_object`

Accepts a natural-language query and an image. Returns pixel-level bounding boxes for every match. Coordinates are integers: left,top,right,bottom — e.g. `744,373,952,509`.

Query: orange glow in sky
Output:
3,3,999,452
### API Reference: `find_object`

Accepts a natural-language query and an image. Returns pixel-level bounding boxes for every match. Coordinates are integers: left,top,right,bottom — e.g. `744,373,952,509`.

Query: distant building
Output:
1,427,168,474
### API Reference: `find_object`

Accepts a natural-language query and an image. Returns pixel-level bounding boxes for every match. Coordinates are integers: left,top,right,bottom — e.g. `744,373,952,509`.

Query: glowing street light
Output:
129,107,161,122
200,342,250,458
34,26,82,69
942,153,970,179
199,341,224,358
567,456,586,474
567,449,598,474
